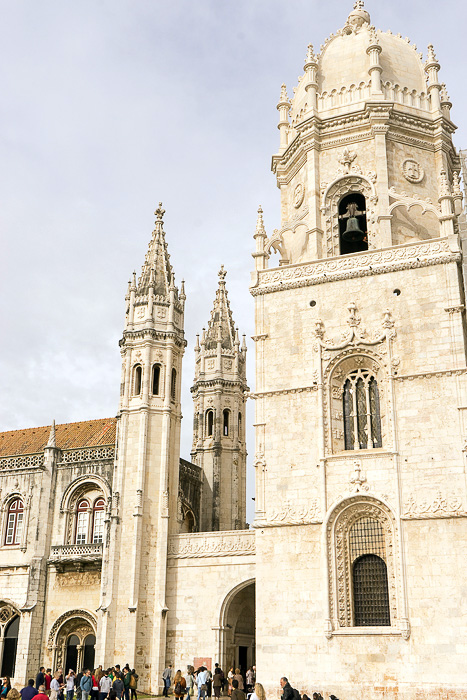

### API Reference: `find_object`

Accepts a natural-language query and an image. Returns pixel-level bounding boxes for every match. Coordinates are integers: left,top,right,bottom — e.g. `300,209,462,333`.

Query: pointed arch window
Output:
206,409,214,437
75,499,90,545
4,499,24,546
133,365,142,396
92,498,105,543
223,409,230,436
171,368,177,401
152,364,161,395
238,412,242,439
343,370,382,450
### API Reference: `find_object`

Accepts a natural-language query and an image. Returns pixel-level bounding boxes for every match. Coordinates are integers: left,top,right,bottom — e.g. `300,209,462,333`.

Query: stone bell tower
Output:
191,266,248,532
250,3,467,699
98,204,186,692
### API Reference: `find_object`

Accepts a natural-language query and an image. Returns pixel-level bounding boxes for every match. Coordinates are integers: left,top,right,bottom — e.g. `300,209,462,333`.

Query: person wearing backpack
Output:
173,672,186,700
279,677,296,700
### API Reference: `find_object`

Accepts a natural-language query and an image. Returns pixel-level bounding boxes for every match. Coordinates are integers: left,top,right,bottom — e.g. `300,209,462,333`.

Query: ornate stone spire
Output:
137,203,174,298
204,266,236,351
46,420,56,448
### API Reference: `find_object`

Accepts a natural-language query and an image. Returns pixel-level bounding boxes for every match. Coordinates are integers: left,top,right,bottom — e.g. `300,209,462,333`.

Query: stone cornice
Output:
250,237,460,296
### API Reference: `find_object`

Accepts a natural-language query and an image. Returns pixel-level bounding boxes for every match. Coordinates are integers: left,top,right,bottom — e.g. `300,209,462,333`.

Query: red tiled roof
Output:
0,417,117,457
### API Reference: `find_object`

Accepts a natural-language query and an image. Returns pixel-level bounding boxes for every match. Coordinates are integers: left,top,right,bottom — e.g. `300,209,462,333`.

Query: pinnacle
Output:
137,206,174,298
204,268,236,351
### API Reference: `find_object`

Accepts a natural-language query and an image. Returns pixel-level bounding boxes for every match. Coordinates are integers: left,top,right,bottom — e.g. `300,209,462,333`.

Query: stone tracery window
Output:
67,490,107,546
343,369,382,450
329,355,385,454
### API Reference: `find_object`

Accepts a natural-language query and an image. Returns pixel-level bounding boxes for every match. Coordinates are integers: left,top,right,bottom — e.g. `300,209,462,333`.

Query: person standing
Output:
233,672,243,692
162,666,173,698
0,679,11,700
111,676,123,700
279,678,294,700
230,680,245,700
122,670,131,700
50,674,61,700
183,667,194,700
250,684,266,700
80,672,92,700
45,672,52,694
245,669,254,695
196,668,207,700
212,670,222,699
35,687,48,700
129,671,138,700
172,671,185,700
65,672,75,700
99,672,111,700
36,670,46,691
20,681,38,700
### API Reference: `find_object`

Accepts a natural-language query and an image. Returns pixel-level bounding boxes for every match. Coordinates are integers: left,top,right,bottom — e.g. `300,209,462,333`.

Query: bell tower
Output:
191,267,248,531
251,3,467,699
98,203,186,691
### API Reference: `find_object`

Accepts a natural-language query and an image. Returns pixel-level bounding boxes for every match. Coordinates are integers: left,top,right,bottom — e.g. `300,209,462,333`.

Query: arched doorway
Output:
83,634,96,671
1,616,19,677
219,580,255,675
49,611,97,673
65,635,79,673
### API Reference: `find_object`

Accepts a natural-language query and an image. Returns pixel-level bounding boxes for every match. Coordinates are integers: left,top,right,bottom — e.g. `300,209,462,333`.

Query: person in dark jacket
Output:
280,678,294,700
20,681,38,700
36,670,46,691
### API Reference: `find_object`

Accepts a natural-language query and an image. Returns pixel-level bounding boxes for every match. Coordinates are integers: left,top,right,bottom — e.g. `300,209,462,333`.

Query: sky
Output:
1,0,466,525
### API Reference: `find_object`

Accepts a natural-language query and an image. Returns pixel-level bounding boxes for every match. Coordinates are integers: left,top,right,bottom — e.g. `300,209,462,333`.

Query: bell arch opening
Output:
219,580,255,676
338,192,368,255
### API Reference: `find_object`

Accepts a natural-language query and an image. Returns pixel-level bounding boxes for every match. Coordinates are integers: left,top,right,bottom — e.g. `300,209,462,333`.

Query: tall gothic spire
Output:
204,266,236,350
137,203,174,298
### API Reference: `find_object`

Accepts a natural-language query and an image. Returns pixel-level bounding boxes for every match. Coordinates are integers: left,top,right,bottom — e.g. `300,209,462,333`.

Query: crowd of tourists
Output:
0,666,138,700
161,665,339,700
0,667,338,700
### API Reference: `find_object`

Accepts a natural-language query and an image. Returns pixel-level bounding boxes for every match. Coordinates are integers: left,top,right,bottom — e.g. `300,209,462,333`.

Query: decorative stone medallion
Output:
293,183,305,208
402,159,424,183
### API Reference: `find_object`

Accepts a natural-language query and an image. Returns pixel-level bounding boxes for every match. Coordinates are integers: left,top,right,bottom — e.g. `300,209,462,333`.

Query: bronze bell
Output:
342,216,365,242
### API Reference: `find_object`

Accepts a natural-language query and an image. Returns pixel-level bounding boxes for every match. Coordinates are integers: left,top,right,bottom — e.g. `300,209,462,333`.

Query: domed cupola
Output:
266,1,462,267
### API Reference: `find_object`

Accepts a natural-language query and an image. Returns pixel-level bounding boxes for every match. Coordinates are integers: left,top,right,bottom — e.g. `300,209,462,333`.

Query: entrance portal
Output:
220,581,255,675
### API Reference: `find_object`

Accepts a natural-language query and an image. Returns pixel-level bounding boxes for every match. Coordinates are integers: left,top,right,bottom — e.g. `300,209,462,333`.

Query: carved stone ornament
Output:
168,531,255,558
293,183,305,208
402,159,424,184
266,499,320,526
403,490,466,519
47,609,97,648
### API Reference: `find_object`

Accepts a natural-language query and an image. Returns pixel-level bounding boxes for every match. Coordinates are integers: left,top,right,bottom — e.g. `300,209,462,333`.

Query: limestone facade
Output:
1,3,467,700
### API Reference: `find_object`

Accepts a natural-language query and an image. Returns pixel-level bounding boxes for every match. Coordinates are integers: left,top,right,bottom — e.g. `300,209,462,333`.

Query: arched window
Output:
4,499,24,546
343,370,382,450
171,368,177,401
238,412,242,439
328,500,397,633
223,409,230,436
206,410,214,437
152,364,161,395
83,634,96,672
92,499,105,543
75,499,90,545
133,365,142,396
1,615,19,676
338,192,369,255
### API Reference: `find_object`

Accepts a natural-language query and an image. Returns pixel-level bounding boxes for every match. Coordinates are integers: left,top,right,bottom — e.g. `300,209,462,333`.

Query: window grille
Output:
343,369,382,450
350,517,390,626
353,554,390,626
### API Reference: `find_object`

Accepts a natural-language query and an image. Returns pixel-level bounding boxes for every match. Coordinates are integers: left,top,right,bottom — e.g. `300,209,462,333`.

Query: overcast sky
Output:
1,0,466,524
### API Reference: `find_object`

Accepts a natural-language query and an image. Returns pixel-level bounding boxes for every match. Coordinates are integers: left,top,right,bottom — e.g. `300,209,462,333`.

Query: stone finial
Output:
440,83,451,103
304,43,317,69
354,0,364,9
426,44,438,65
278,84,289,104
345,0,370,32
254,205,267,238
155,202,165,222
180,279,186,301
241,334,247,351
439,170,451,196
218,265,227,283
452,172,462,197
47,420,56,449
